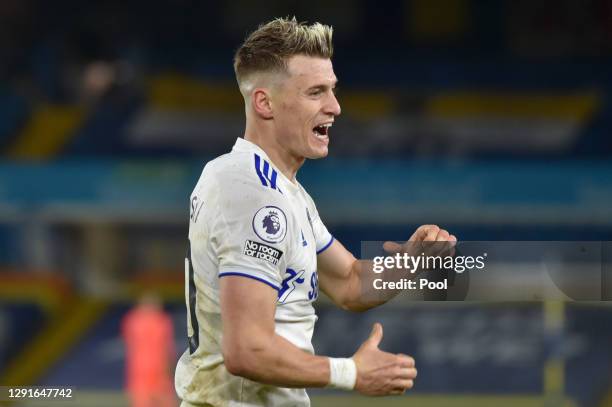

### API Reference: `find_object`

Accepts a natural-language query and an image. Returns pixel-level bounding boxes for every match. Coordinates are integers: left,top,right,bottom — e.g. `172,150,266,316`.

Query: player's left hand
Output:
408,224,456,244
383,224,457,258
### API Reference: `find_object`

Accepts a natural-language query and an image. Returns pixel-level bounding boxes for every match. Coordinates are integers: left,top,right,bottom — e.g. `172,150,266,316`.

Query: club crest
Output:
252,206,287,243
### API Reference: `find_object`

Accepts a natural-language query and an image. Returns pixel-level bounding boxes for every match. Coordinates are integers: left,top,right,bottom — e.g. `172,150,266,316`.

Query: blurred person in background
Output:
122,292,177,407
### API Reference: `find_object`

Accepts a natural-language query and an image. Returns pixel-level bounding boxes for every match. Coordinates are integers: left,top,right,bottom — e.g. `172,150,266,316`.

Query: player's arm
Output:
220,275,417,394
316,239,373,312
317,225,456,312
221,275,329,386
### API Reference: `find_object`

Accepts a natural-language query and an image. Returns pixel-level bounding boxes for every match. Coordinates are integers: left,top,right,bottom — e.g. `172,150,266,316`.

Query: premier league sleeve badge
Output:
252,206,288,244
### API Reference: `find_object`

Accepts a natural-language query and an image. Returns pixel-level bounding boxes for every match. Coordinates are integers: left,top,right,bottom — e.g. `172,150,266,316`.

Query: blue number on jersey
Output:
308,271,319,300
278,268,305,303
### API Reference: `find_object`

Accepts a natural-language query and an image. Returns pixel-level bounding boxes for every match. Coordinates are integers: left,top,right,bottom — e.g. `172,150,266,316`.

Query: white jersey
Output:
175,138,334,407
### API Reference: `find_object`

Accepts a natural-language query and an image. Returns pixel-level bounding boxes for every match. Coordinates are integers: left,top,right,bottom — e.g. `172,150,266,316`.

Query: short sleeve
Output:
210,176,292,291
308,203,334,255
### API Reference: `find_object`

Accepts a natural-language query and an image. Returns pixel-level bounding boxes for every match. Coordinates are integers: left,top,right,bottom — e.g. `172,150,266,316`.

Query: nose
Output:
325,91,341,116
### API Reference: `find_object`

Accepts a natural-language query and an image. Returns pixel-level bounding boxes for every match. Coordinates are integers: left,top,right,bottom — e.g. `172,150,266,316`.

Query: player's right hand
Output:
352,323,417,396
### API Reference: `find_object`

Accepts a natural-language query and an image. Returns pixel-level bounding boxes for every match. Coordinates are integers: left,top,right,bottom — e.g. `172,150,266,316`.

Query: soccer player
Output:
175,17,456,406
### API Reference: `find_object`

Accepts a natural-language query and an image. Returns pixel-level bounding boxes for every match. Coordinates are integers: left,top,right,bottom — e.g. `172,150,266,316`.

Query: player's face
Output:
273,55,340,160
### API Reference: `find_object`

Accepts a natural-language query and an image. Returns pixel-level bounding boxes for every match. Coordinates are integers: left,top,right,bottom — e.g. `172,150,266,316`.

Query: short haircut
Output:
233,17,333,90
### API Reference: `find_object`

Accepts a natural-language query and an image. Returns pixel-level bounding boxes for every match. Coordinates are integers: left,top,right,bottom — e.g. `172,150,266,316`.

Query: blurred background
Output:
1,0,612,406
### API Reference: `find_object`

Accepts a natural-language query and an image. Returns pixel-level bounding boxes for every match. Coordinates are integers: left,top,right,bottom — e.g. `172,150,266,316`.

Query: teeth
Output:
313,123,332,139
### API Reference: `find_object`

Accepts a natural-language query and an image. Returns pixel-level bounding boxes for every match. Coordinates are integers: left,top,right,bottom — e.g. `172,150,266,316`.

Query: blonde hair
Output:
233,17,333,92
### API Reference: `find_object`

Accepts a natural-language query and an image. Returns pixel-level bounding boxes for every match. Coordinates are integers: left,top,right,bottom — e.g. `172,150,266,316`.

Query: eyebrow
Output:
306,80,338,92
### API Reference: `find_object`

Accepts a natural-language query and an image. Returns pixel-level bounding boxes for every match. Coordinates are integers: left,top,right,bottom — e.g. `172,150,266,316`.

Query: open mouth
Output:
313,123,332,139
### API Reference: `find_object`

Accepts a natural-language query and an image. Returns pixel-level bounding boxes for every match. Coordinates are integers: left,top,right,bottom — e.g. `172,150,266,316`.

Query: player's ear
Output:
251,88,274,120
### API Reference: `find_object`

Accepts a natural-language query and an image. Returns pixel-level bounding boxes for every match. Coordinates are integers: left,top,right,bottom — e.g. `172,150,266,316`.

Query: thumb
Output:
367,322,383,348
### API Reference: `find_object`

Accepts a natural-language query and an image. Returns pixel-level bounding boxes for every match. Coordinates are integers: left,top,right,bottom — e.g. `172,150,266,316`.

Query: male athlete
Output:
175,17,456,406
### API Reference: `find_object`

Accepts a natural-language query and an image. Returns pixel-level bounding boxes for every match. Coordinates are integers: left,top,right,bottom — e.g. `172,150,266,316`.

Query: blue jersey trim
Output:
316,236,335,254
219,272,280,291
254,154,268,187
254,153,282,194
269,166,278,190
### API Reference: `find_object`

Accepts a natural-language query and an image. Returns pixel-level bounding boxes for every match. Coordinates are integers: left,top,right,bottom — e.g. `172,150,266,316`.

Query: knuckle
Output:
395,353,414,366
420,224,438,233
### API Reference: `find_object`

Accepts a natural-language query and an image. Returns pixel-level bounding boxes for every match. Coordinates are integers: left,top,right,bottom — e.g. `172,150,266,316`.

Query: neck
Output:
244,122,304,182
